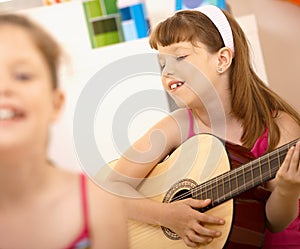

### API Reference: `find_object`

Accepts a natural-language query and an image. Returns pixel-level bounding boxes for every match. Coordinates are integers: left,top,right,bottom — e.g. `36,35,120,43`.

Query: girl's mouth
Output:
169,80,185,90
0,108,24,121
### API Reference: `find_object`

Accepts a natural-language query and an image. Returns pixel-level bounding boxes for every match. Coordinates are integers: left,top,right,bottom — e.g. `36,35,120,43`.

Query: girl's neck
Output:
191,94,243,143
0,148,51,206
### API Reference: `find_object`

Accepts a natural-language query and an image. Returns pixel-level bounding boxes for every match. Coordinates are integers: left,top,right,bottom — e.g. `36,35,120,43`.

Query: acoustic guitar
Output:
102,134,297,249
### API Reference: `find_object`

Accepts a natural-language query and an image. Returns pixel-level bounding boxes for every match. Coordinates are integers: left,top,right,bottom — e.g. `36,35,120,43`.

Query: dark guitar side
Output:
222,140,269,249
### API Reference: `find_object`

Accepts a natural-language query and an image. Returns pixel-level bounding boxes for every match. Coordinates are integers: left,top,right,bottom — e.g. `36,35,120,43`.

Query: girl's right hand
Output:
161,198,225,247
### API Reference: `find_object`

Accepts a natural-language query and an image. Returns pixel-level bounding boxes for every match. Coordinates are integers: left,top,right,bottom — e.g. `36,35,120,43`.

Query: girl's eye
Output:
159,63,165,71
158,57,166,71
15,72,32,82
176,55,187,61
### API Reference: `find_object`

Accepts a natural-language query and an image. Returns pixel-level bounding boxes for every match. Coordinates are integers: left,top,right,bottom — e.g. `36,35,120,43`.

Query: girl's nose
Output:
0,80,13,97
161,57,176,76
162,65,173,76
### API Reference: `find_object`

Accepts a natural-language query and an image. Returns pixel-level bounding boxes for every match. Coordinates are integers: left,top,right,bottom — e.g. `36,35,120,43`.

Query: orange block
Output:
284,0,300,6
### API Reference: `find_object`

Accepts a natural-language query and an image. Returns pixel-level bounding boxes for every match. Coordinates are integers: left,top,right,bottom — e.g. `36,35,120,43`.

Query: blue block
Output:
131,3,148,38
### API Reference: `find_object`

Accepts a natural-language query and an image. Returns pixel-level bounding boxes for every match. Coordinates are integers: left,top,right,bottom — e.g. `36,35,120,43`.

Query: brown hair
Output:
0,13,62,89
149,9,300,151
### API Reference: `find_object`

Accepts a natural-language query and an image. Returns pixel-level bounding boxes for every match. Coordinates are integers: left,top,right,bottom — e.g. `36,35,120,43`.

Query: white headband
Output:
195,5,235,56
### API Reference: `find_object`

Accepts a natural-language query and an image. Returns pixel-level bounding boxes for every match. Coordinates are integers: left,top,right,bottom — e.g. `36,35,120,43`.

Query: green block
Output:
82,1,123,49
103,0,118,14
83,0,103,18
94,31,122,47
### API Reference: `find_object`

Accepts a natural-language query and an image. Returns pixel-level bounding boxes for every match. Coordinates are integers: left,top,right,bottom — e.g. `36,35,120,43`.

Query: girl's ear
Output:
216,47,233,74
50,89,65,123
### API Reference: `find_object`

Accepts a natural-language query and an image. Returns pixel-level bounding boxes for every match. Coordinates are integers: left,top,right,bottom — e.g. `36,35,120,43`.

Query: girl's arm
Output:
89,179,129,249
105,109,225,247
107,109,188,195
265,112,300,232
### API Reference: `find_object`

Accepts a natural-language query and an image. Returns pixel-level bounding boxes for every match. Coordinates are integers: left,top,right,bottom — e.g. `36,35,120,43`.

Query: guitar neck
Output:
193,138,298,211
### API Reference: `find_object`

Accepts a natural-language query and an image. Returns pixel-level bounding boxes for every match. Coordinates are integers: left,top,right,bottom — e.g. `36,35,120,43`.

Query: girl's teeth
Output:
170,83,177,89
170,82,183,90
0,109,15,120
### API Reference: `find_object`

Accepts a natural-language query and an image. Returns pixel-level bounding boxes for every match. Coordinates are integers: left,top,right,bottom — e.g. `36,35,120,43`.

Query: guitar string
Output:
169,145,291,204
170,165,280,205
170,146,286,201
171,148,286,203
210,167,280,205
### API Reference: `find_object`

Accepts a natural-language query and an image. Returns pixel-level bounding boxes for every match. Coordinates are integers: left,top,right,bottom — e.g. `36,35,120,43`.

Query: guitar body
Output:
104,134,268,249
129,134,234,249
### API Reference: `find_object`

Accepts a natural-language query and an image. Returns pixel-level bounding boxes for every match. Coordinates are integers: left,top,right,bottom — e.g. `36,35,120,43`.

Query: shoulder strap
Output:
80,174,89,237
187,109,196,138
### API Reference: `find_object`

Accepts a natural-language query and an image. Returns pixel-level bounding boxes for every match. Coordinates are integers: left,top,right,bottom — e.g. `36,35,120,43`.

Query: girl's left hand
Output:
276,140,300,197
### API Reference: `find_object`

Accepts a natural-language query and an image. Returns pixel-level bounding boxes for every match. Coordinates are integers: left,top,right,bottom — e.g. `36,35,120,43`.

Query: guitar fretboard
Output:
188,138,298,212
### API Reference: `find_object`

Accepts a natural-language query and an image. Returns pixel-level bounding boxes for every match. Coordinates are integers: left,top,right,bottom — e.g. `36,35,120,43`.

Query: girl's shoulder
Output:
154,107,190,122
275,111,300,146
159,108,192,130
53,169,123,216
82,174,125,220
84,176,129,248
156,108,193,141
140,108,191,140
51,169,128,248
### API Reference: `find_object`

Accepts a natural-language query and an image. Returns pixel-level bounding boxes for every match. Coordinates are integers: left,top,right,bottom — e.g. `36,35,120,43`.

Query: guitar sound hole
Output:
170,189,192,202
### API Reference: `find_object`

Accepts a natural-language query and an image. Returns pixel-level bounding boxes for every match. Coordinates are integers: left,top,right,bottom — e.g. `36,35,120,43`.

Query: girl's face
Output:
0,25,64,150
157,41,220,108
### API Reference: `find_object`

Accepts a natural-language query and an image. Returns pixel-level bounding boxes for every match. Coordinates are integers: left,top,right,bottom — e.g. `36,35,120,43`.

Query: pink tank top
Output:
187,109,196,139
263,204,300,249
65,174,90,249
251,127,300,248
245,127,300,249
250,128,268,157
